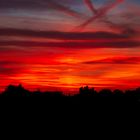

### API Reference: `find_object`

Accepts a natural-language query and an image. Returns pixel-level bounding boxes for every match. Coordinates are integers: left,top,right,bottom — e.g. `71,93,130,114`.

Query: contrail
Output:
102,17,125,31
84,0,97,14
39,0,82,18
77,0,125,30
103,18,135,36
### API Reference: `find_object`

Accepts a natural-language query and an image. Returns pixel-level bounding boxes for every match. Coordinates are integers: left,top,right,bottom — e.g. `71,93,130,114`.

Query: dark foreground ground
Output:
0,85,139,138
0,85,140,127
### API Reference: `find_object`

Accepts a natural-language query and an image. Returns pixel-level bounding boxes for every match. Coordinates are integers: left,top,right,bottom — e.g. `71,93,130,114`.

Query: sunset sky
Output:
0,0,140,93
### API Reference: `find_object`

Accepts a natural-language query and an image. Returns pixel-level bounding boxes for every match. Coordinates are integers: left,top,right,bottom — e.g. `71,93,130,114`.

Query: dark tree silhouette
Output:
0,85,140,105
3,84,30,97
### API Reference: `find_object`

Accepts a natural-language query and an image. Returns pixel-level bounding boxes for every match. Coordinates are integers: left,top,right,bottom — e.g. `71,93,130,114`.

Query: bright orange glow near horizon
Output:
0,46,140,93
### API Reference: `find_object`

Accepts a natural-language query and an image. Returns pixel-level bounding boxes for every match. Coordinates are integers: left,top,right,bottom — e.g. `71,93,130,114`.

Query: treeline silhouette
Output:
1,84,140,97
1,84,140,104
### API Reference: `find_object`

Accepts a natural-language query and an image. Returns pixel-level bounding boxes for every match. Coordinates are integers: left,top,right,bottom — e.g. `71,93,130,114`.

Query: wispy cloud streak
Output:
0,40,139,49
83,57,140,64
0,28,130,39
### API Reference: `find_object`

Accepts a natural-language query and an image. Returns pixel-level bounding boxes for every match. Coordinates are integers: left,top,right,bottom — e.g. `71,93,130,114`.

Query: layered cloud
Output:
0,28,130,39
0,0,140,92
0,28,139,49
